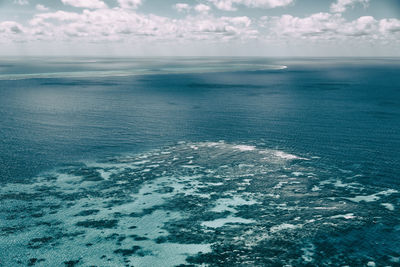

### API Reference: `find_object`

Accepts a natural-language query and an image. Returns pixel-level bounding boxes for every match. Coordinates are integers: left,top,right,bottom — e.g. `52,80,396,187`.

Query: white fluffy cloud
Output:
0,21,26,43
209,0,293,11
61,0,107,9
13,0,29,5
262,12,400,41
36,4,49,11
267,12,349,39
0,21,24,34
380,18,400,33
330,0,369,13
195,4,211,13
118,0,142,9
174,3,212,14
3,7,399,45
23,8,256,43
1,0,399,55
174,3,191,12
342,16,377,36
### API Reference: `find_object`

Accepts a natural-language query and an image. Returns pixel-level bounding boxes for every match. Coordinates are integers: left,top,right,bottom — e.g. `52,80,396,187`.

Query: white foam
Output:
319,180,332,186
311,186,321,192
378,189,398,196
301,243,315,263
381,203,395,211
333,180,347,188
346,194,380,203
210,196,258,213
274,151,308,160
233,145,256,151
207,182,224,186
270,223,302,233
331,213,356,220
273,181,288,189
202,141,223,147
333,180,360,189
390,256,400,263
97,169,112,180
181,165,202,169
132,160,151,165
346,189,398,203
201,216,255,228
129,243,211,267
314,207,337,210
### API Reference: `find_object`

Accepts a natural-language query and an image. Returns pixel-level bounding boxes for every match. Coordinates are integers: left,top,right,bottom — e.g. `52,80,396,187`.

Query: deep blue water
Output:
0,58,399,266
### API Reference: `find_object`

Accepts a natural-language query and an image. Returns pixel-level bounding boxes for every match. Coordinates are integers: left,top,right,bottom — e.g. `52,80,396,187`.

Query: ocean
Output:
0,57,399,266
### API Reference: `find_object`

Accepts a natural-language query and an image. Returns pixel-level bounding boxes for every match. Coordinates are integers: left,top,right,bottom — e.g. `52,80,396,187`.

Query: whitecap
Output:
301,243,315,263
233,145,256,151
270,223,302,233
201,216,255,228
210,196,258,213
274,151,308,160
346,189,398,203
381,203,395,211
331,213,356,220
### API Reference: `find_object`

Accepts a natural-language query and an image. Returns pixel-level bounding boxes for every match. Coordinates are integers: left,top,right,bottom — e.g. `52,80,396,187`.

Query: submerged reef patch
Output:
0,141,398,266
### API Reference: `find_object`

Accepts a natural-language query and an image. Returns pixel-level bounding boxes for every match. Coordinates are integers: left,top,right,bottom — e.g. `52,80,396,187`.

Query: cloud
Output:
30,11,82,24
0,21,24,34
118,0,142,9
0,21,26,43
209,0,293,11
61,0,107,9
173,3,211,14
330,0,369,13
262,12,400,42
342,16,377,36
195,4,211,13
174,3,191,12
192,16,255,39
1,2,399,53
23,8,256,44
268,13,344,38
36,4,49,11
379,18,400,33
13,0,28,5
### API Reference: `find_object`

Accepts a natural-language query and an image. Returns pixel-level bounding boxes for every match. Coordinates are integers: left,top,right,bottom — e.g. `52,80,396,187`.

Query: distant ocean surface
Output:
0,57,399,266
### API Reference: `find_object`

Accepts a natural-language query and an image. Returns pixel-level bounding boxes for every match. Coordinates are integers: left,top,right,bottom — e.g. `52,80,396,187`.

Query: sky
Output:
0,0,399,56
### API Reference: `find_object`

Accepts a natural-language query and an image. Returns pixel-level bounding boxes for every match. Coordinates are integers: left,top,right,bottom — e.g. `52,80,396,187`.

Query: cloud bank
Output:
0,0,399,56
330,0,369,13
61,0,107,9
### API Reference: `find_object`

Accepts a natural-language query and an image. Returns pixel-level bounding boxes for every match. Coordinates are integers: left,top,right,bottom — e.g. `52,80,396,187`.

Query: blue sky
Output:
0,0,399,56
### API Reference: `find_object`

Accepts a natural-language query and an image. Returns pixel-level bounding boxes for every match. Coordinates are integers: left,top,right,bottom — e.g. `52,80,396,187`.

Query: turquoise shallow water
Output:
0,58,399,266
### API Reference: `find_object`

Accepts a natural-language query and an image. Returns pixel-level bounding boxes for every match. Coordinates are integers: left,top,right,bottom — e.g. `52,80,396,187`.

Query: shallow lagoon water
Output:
0,58,399,266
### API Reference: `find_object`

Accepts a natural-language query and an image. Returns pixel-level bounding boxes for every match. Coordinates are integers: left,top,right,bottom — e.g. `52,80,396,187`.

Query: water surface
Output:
0,57,399,266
